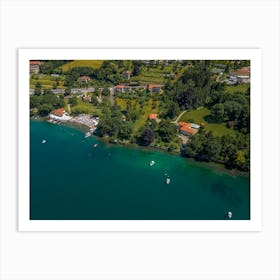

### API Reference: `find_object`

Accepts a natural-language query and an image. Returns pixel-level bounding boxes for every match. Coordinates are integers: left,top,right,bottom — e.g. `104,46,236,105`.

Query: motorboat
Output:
93,144,98,148
149,160,155,166
84,132,91,138
227,211,233,219
42,139,46,144
166,177,170,184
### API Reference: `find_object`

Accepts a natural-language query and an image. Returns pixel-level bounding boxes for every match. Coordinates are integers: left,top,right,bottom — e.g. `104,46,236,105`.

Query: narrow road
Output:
172,110,187,124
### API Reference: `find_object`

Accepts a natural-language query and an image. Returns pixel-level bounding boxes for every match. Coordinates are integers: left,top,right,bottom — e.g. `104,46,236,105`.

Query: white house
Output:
49,108,72,121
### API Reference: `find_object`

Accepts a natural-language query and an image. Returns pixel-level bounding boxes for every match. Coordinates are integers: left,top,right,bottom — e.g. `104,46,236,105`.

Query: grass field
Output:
116,97,160,134
178,107,237,137
130,65,186,84
71,99,101,115
60,60,103,72
30,79,65,89
225,83,250,94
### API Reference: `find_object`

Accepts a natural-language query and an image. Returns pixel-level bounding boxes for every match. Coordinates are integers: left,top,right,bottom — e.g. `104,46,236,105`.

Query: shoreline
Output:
30,117,249,178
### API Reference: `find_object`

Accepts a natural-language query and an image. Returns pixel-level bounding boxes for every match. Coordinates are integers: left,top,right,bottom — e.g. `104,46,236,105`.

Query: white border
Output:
18,49,262,231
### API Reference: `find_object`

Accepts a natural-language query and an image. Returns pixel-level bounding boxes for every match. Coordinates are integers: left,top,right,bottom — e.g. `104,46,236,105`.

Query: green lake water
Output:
30,120,250,220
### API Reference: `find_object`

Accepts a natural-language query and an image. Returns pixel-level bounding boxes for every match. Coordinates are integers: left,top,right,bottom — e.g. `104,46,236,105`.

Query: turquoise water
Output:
30,120,250,220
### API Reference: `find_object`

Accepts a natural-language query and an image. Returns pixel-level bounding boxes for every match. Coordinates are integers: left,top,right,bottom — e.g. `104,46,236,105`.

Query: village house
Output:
114,84,132,93
29,61,41,74
123,70,131,79
49,108,72,121
78,76,91,83
178,122,199,136
149,113,158,120
148,84,164,93
234,67,250,78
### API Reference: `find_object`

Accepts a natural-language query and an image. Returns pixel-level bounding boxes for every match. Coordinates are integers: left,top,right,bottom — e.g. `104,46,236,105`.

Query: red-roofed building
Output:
30,60,41,74
114,84,132,93
79,76,91,83
233,67,250,78
49,108,72,121
178,122,199,136
148,84,163,92
149,113,158,120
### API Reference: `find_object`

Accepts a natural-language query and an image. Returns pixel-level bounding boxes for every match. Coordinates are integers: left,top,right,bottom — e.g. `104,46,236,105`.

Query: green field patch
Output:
178,107,237,137
71,100,101,115
60,60,103,72
225,83,249,94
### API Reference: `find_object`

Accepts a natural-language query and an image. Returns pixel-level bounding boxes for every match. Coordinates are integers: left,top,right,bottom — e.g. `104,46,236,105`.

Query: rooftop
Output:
51,108,65,117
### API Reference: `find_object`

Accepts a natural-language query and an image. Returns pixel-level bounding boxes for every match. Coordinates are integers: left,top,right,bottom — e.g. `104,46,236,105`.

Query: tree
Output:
223,101,242,121
119,122,133,140
157,120,177,142
166,102,180,119
176,87,196,109
38,104,54,116
138,128,155,146
102,88,110,96
69,96,78,106
34,82,42,96
211,103,225,122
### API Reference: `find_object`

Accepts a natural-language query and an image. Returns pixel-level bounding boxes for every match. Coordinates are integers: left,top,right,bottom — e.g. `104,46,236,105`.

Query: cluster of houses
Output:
30,61,41,74
114,84,164,94
148,113,200,137
225,67,250,85
49,108,99,129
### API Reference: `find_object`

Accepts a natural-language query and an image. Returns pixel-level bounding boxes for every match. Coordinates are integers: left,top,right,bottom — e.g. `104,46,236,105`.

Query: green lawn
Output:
60,60,103,72
30,79,65,90
71,99,101,115
225,83,249,94
116,97,159,134
178,107,237,137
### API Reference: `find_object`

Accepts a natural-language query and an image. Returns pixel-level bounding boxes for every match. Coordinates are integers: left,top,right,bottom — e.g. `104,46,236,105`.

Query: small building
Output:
114,85,131,93
232,67,250,79
178,122,199,136
148,84,163,92
78,76,91,83
149,113,158,120
123,70,131,79
30,61,41,74
49,108,72,121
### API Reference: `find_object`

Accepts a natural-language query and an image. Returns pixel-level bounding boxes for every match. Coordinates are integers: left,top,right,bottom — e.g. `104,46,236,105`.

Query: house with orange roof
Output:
178,121,199,136
234,67,250,78
78,76,91,83
149,113,158,120
148,84,164,93
114,84,132,93
49,108,72,121
29,60,41,74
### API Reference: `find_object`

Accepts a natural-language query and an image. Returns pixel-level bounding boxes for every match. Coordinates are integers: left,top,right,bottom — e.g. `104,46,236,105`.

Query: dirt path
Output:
172,110,187,124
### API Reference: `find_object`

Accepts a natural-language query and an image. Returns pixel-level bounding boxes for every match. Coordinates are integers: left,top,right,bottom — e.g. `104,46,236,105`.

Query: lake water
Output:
30,120,250,220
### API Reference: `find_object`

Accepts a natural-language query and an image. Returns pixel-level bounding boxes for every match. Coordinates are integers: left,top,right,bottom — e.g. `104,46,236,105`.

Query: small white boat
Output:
149,160,155,166
166,178,171,184
93,144,98,148
42,139,46,144
227,211,233,219
84,132,91,138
